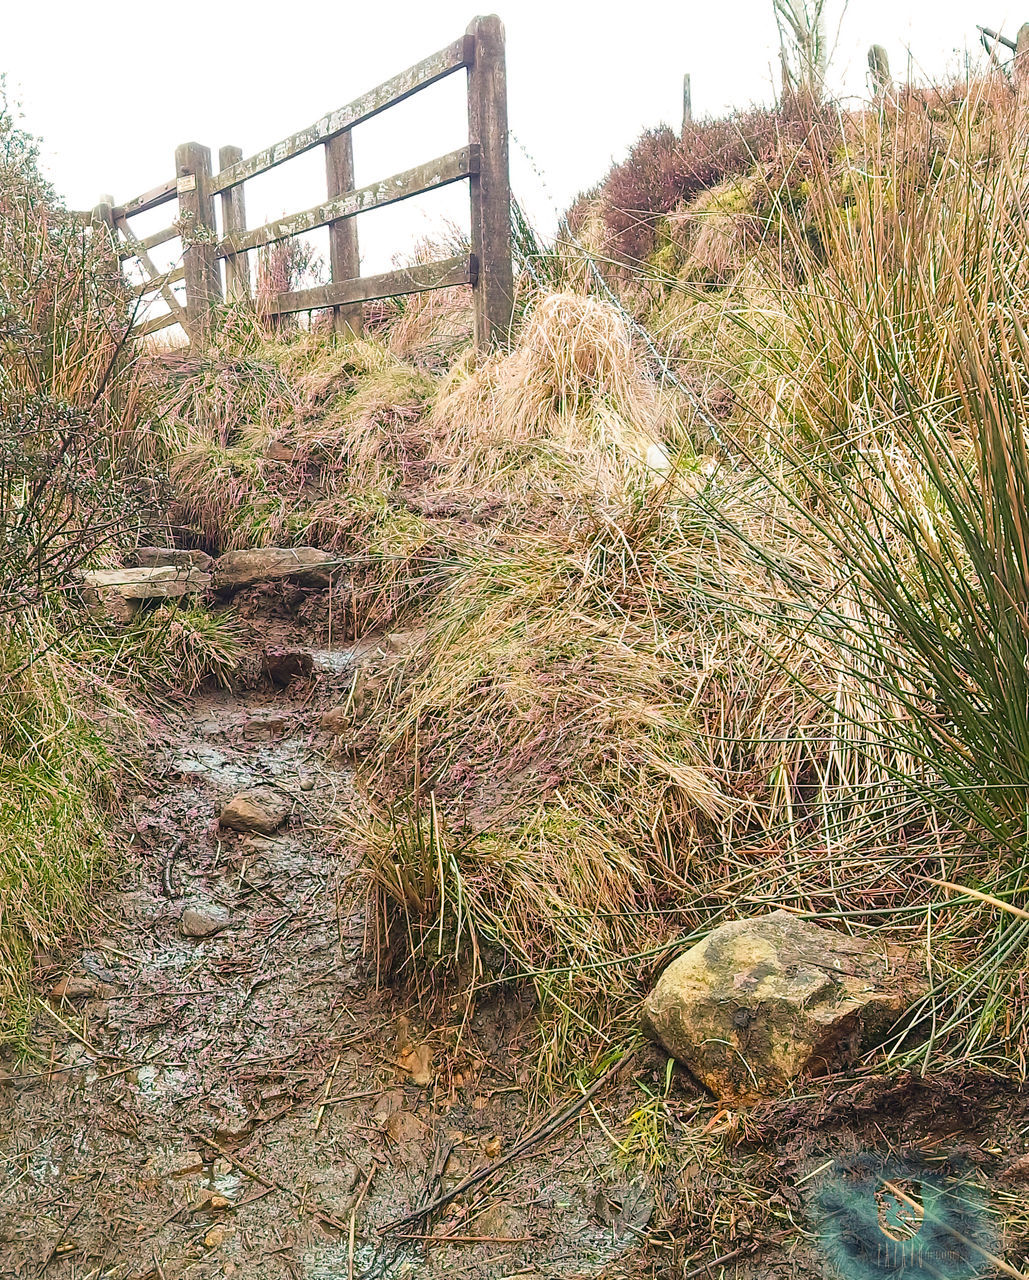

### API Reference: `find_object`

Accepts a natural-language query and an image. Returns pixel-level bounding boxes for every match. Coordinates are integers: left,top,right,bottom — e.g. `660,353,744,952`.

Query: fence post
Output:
1016,24,1029,101
682,73,692,130
218,146,250,303
466,14,513,350
91,193,117,244
324,130,363,337
868,44,891,99
175,141,222,342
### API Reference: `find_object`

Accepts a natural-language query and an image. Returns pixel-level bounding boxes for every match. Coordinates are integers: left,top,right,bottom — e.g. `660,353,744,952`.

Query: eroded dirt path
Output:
0,620,644,1280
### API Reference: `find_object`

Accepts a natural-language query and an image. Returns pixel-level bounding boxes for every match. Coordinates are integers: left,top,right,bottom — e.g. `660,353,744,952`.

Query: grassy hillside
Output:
123,73,1029,1084
6,62,1029,1091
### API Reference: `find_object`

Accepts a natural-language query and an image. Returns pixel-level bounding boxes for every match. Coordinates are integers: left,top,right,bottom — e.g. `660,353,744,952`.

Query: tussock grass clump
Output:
698,77,1029,1068
82,604,245,694
431,292,678,509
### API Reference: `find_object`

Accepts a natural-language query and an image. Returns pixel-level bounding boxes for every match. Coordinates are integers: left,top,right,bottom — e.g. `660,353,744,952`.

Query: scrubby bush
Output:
572,105,817,264
0,98,157,614
0,95,154,1036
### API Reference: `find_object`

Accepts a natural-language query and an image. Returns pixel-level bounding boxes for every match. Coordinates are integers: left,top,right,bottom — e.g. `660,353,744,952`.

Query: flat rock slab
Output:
219,788,291,835
642,909,924,1105
81,566,211,600
211,547,335,593
128,547,214,572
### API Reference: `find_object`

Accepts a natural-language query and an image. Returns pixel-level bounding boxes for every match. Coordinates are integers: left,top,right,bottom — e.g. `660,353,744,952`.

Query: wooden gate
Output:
93,15,512,351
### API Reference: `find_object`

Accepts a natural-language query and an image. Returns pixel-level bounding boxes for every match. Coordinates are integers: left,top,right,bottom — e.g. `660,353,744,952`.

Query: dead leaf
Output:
386,1110,429,1143
396,1042,433,1087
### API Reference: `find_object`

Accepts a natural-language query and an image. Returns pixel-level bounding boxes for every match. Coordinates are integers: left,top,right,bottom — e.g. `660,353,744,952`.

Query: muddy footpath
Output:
0,614,655,1280
4,604,1029,1280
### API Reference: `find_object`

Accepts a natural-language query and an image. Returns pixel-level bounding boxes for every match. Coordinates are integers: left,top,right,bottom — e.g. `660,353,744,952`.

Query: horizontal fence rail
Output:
216,147,480,259
266,254,478,317
93,15,512,351
208,36,473,196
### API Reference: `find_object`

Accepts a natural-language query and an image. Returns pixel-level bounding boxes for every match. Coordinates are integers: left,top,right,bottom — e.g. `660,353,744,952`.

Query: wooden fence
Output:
93,15,513,351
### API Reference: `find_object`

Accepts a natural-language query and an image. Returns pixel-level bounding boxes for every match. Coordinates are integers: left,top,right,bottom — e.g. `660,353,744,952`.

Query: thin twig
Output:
378,1048,639,1236
682,1230,795,1280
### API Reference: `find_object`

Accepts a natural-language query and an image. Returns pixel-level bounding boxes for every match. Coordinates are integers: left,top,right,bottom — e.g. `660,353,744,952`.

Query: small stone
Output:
383,629,425,655
318,705,350,734
87,591,139,624
219,788,290,835
211,546,335,593
262,649,314,687
51,976,96,1001
204,1223,232,1248
386,1110,429,1143
245,709,289,736
641,910,925,1105
299,776,315,792
180,906,230,938
193,1188,232,1212
265,439,300,462
350,669,383,718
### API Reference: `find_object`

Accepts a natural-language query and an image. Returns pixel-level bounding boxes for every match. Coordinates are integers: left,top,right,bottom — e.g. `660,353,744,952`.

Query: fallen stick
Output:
377,1047,640,1236
396,1233,531,1244
681,1230,794,1280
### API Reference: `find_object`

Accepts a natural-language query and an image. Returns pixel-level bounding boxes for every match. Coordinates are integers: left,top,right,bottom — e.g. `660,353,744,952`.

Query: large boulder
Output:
642,910,924,1105
80,565,211,622
211,547,335,593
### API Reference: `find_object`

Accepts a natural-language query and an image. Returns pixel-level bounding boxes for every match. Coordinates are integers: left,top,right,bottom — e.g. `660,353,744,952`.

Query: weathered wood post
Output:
466,14,513,350
1016,23,1029,102
682,73,692,130
175,142,222,341
90,193,117,250
324,129,363,337
218,146,250,303
868,45,891,99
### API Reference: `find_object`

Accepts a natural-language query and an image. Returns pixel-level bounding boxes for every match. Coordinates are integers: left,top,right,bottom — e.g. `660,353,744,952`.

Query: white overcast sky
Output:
2,1,1021,279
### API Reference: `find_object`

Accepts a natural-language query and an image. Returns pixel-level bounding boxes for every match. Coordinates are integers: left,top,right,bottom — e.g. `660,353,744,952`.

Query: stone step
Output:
80,566,212,622
211,547,335,593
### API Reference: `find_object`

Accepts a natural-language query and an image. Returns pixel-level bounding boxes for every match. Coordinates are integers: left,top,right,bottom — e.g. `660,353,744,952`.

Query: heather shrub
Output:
581,103,828,264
